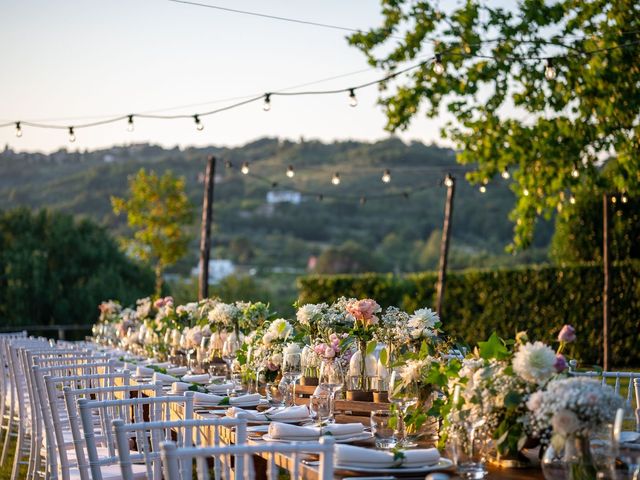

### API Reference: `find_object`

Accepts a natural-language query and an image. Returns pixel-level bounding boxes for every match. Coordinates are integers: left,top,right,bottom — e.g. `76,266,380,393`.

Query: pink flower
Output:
154,296,174,309
554,354,568,372
346,299,381,326
324,347,336,358
558,325,576,343
314,344,327,355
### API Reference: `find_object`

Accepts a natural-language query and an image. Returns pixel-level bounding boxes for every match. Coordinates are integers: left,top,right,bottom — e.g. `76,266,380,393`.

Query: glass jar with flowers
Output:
345,299,381,402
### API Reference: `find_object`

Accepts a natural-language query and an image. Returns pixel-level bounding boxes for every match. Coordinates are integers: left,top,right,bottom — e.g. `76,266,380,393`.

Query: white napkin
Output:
193,393,262,407
267,422,363,441
171,382,192,393
167,366,188,376
335,444,440,468
227,405,309,422
136,366,154,377
206,382,236,394
123,362,137,372
181,374,210,384
153,372,180,384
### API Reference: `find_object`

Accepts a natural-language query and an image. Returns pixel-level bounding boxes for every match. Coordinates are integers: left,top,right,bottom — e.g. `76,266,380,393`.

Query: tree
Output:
349,1,640,249
0,208,154,328
112,169,193,295
315,240,380,274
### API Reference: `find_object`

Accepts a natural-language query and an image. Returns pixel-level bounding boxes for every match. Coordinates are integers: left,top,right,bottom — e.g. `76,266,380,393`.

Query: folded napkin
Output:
335,444,440,468
136,366,155,377
206,382,235,394
181,374,210,384
227,405,309,422
193,392,262,407
153,372,180,384
171,382,192,393
267,422,364,441
123,362,137,372
166,366,188,376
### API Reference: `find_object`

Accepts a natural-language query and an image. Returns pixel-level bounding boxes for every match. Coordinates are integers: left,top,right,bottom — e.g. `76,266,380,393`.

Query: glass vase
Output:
542,433,598,480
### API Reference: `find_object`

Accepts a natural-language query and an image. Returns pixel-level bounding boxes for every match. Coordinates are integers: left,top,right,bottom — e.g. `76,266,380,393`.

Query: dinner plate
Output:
194,400,262,409
620,431,640,443
334,458,453,474
261,432,373,444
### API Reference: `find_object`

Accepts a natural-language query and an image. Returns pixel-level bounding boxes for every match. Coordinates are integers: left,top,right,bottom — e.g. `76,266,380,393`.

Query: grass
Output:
0,436,26,480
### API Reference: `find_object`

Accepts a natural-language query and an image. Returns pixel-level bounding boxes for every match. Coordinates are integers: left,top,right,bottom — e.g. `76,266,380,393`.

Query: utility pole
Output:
436,174,455,316
198,156,216,300
602,193,611,371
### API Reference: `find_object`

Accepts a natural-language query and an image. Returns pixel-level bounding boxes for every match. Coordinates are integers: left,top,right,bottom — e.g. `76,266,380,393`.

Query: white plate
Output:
335,458,453,474
261,432,373,444
620,431,640,443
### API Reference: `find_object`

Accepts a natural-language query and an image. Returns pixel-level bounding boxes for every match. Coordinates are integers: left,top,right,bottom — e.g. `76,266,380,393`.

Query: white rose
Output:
512,341,557,384
551,409,580,436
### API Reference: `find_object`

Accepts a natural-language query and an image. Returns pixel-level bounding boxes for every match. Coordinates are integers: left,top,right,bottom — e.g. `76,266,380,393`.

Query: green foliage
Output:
349,1,640,249
112,168,193,295
298,261,640,366
0,208,154,328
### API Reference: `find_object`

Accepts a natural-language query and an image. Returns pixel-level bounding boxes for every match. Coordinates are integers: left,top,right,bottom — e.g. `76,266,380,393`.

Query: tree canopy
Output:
0,208,154,328
349,0,640,249
112,168,193,295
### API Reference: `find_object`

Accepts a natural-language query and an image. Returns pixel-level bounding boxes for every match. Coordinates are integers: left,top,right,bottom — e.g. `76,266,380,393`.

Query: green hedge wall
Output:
297,262,640,367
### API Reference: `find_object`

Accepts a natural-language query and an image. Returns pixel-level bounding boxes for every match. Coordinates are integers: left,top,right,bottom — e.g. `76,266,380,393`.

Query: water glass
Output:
309,393,331,427
266,382,285,407
370,409,398,449
450,429,487,479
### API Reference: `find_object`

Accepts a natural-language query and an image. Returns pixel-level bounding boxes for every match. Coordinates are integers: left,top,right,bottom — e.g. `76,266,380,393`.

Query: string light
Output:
127,115,135,132
433,53,445,75
444,174,454,187
611,195,617,204
544,58,557,80
15,122,22,138
523,188,529,196
194,115,204,131
381,169,391,183
331,172,341,185
241,162,250,175
348,88,358,107
501,168,510,179
479,178,488,193
286,165,295,178
621,192,628,203
569,195,576,204
263,93,271,111
571,164,580,178
68,127,76,143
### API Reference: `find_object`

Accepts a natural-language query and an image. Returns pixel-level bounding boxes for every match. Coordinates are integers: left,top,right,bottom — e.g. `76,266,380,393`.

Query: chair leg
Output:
1,412,15,465
11,423,25,480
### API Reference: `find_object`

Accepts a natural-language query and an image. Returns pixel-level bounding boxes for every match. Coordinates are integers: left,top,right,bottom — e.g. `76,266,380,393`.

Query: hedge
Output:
297,261,640,367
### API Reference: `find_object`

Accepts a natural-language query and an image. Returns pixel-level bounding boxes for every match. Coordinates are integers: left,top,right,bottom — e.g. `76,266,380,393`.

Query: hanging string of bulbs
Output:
4,38,639,143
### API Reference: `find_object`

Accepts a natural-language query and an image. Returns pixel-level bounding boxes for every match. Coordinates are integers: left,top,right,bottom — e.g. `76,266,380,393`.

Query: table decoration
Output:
226,405,310,423
345,298,380,401
265,421,365,441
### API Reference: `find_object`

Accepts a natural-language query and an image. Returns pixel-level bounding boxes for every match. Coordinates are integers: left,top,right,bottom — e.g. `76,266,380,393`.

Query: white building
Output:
191,259,235,284
266,190,302,205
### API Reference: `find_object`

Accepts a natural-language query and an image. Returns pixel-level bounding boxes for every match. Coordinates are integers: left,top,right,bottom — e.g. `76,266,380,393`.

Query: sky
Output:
1,0,457,153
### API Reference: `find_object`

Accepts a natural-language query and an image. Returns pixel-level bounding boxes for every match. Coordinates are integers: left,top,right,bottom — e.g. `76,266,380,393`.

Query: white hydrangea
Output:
296,303,325,326
208,302,240,328
512,341,556,385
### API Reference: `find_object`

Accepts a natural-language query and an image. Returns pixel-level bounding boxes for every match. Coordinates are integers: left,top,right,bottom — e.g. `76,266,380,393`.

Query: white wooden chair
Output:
160,436,335,480
112,416,248,480
76,393,195,480
63,382,166,480
0,332,27,466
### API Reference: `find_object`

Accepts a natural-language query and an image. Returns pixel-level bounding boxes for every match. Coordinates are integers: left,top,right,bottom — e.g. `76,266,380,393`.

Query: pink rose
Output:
558,325,576,343
324,347,336,358
554,354,568,372
346,299,381,326
314,344,327,355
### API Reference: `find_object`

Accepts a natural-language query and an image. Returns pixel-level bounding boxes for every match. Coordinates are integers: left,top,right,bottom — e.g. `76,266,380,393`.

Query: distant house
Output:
266,191,302,205
191,259,235,284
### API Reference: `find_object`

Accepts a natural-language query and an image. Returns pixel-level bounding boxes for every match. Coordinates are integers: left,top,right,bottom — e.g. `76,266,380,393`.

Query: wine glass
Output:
388,370,419,447
281,352,302,406
222,335,241,379
319,360,345,423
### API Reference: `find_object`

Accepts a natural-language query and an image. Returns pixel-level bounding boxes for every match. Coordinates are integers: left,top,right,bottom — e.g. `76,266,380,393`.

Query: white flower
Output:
268,318,293,340
136,297,152,319
399,358,432,384
526,391,543,412
512,341,557,384
296,304,324,326
262,331,276,346
208,303,240,328
283,343,301,355
407,308,440,339
551,409,580,436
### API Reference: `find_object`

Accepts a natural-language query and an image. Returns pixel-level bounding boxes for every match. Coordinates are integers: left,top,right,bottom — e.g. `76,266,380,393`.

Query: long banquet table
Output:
116,375,544,479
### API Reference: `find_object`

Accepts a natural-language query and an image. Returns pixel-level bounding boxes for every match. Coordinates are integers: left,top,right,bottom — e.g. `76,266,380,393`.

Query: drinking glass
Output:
222,335,241,379
370,409,398,449
449,421,488,479
309,393,331,427
319,360,345,423
266,381,285,407
388,370,418,447
283,352,302,382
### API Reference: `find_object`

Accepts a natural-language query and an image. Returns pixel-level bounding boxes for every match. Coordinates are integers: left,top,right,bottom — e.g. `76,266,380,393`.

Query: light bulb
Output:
194,115,204,131
263,94,271,111
569,195,576,205
501,168,510,179
479,185,486,193
523,188,529,196
433,53,445,75
444,174,454,187
349,89,358,107
127,115,134,132
68,127,76,143
381,169,391,183
241,162,250,175
15,122,22,138
331,172,341,186
611,195,617,204
286,165,295,178
557,202,563,212
621,193,628,204
571,166,579,178
545,58,557,80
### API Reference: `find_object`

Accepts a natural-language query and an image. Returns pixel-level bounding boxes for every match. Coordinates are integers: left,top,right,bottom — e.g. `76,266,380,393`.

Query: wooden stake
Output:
436,175,455,316
198,156,216,301
602,193,611,371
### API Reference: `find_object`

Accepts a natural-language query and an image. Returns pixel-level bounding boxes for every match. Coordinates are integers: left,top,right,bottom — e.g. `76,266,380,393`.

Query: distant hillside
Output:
0,138,552,276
